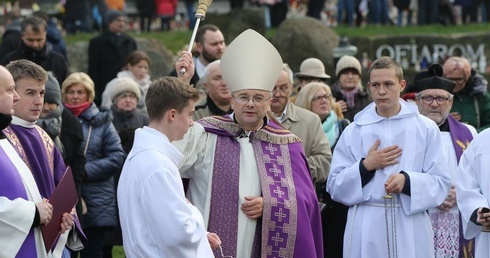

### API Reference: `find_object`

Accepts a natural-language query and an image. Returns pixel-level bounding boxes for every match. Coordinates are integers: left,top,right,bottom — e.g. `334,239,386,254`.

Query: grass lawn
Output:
113,246,125,258
64,23,490,55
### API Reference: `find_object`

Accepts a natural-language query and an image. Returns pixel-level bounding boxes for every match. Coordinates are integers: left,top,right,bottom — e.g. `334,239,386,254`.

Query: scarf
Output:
64,102,91,117
36,105,65,157
340,87,359,109
36,105,62,139
322,111,338,147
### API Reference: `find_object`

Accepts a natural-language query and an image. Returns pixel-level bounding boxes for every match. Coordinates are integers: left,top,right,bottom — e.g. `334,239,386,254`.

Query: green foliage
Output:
64,23,490,55
113,246,125,258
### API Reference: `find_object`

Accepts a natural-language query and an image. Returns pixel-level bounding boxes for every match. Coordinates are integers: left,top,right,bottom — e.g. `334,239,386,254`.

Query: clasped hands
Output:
362,139,405,194
35,200,75,234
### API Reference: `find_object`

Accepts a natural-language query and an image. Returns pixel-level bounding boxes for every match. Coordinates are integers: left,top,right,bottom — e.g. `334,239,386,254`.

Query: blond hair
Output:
295,82,344,119
61,72,95,103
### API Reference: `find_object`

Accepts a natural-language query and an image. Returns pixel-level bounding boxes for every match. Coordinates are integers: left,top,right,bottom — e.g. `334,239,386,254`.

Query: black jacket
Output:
0,18,22,61
88,31,137,106
1,42,69,85
60,109,86,225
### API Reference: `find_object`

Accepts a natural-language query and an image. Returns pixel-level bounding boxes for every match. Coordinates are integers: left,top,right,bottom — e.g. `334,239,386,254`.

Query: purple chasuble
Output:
198,115,323,258
447,115,475,258
3,124,65,198
0,142,37,257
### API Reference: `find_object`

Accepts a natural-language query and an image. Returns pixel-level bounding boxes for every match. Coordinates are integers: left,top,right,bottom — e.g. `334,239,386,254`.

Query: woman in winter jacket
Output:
61,72,125,257
101,50,152,113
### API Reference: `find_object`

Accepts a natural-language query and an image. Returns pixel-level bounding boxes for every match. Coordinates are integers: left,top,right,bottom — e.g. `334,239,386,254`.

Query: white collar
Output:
11,116,36,128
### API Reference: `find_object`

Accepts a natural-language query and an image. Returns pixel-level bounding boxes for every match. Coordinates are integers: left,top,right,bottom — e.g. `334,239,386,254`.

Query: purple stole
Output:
0,141,37,257
199,116,323,258
447,116,475,258
3,124,65,198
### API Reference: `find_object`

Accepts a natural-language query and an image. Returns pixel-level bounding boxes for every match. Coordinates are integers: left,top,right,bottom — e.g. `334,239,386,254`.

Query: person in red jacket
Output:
155,0,178,31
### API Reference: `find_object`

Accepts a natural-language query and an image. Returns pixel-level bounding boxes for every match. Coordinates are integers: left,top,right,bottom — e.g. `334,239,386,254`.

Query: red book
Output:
41,167,78,253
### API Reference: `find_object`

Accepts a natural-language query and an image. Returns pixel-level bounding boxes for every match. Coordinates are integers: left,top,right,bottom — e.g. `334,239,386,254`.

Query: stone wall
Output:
347,32,490,84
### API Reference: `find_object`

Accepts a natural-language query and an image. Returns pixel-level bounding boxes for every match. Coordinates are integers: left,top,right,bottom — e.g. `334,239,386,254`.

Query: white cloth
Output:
456,128,490,258
174,123,261,258
118,127,213,258
194,57,206,79
327,100,451,258
428,123,477,258
0,139,47,258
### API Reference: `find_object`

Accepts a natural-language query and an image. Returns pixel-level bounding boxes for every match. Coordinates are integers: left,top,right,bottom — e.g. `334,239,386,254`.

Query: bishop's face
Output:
231,89,271,132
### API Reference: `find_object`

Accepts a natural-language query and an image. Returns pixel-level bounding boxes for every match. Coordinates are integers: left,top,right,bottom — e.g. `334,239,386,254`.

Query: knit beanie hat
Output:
107,77,141,101
44,72,61,106
105,9,124,25
335,55,362,77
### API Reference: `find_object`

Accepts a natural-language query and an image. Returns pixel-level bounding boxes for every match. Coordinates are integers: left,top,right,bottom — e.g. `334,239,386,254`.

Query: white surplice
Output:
0,139,47,258
428,124,477,258
456,128,490,258
327,100,451,258
117,127,213,258
174,123,261,258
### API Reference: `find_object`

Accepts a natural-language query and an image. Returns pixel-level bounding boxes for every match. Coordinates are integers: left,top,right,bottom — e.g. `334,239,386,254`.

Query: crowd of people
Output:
2,3,490,258
7,0,490,37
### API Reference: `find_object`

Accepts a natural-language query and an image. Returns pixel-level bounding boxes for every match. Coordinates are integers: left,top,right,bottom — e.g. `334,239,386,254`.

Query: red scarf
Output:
64,102,91,117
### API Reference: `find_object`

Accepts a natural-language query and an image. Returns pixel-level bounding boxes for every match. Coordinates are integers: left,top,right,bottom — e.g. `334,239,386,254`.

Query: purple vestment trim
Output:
208,134,240,257
3,125,86,249
447,116,474,163
447,116,475,258
3,125,63,198
252,138,297,258
199,116,301,257
0,145,37,257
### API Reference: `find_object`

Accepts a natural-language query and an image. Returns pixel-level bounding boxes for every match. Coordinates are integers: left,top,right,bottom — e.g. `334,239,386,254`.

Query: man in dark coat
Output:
0,11,22,61
88,10,137,107
136,0,155,32
0,16,69,85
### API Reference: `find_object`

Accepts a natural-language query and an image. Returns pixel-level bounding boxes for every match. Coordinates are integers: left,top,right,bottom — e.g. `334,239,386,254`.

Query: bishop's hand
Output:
241,196,263,219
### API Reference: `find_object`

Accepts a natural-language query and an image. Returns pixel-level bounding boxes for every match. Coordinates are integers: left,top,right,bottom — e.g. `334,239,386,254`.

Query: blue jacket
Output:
78,103,125,228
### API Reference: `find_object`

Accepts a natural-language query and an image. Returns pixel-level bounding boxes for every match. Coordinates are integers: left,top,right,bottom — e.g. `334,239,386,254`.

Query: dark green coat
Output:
451,70,490,132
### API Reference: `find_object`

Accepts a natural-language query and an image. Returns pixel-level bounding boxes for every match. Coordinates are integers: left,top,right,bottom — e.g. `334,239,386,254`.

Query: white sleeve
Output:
173,123,207,178
0,197,36,257
141,167,207,252
456,145,490,239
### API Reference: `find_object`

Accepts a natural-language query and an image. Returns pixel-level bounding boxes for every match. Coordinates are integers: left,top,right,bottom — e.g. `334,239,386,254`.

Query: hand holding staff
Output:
180,0,213,75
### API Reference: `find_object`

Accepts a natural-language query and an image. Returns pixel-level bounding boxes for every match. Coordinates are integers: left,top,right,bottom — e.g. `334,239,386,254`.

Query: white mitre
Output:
220,29,283,93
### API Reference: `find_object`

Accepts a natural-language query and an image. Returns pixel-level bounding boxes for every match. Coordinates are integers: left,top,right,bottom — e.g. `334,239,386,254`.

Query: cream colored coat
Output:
281,102,332,182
